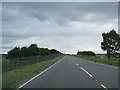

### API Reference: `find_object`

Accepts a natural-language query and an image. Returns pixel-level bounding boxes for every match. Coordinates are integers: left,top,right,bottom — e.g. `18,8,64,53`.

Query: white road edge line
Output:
101,84,108,90
80,67,93,77
17,56,64,89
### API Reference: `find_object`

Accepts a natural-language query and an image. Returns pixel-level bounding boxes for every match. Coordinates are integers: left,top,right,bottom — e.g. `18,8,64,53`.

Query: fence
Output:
2,54,61,72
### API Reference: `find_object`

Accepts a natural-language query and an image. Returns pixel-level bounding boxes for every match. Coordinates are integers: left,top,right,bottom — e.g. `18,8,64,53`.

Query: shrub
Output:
77,51,96,56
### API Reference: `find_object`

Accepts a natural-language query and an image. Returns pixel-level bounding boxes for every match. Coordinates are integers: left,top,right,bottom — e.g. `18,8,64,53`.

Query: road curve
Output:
19,55,118,89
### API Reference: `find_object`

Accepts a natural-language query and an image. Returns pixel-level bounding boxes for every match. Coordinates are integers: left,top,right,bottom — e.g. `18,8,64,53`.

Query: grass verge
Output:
74,55,118,67
2,55,64,88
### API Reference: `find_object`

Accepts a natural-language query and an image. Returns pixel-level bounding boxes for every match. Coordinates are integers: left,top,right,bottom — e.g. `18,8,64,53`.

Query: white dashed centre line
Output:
74,61,108,90
101,84,108,90
80,67,93,77
80,67,108,90
76,63,78,66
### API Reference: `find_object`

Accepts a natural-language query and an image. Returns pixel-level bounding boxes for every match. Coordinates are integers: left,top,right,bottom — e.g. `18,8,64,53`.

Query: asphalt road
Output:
20,55,118,89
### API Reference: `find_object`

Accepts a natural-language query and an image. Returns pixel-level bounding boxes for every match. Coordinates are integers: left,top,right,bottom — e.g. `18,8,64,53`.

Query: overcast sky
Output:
2,2,118,54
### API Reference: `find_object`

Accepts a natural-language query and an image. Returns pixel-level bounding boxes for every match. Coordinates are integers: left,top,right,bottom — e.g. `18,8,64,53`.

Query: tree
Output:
28,44,39,56
77,51,96,56
38,48,50,55
49,49,61,54
7,47,21,58
101,29,120,58
20,46,28,57
7,44,63,59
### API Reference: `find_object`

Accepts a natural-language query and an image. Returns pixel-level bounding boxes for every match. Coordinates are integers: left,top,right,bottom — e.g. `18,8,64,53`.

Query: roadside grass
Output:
2,54,60,72
2,55,64,88
74,55,118,67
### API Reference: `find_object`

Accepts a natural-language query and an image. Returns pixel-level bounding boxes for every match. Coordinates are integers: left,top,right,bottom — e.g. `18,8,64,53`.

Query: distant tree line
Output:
76,29,120,58
77,51,96,56
7,44,62,58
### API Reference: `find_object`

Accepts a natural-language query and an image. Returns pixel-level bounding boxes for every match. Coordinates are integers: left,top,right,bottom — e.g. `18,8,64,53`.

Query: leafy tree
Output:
49,49,61,54
7,47,21,58
28,44,39,56
20,46,28,57
38,48,50,55
7,44,62,59
101,29,120,58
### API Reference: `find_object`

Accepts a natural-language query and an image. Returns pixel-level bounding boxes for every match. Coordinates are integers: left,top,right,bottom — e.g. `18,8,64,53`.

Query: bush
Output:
7,44,62,59
77,51,96,56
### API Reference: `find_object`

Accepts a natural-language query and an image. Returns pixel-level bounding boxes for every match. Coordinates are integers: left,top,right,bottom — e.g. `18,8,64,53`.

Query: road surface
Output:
19,55,118,89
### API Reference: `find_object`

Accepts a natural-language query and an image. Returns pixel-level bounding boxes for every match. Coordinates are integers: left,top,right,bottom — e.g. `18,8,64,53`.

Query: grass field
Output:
2,55,64,88
74,54,119,67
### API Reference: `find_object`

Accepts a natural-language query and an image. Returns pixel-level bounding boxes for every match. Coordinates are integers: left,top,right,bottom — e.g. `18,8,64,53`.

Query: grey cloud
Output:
3,2,117,24
2,2,118,54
